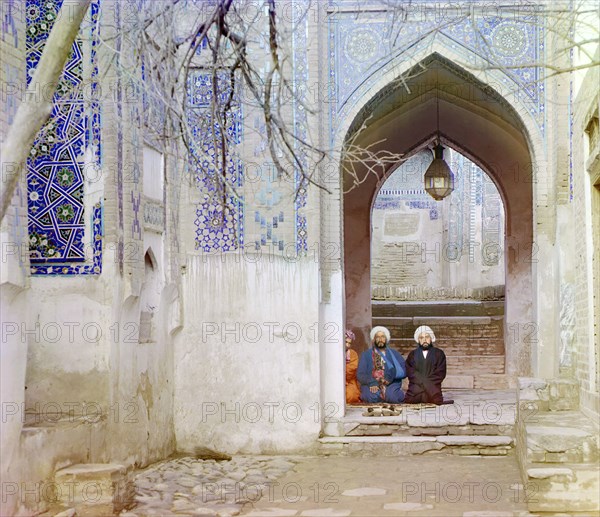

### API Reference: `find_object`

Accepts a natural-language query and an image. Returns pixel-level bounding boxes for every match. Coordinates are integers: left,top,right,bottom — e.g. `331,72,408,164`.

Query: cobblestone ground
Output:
120,455,300,517
118,454,566,517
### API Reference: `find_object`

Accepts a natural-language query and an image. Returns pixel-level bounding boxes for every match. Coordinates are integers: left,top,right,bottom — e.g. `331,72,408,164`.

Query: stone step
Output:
516,378,599,513
52,463,133,516
345,422,513,437
446,355,505,373
8,420,108,515
522,412,599,464
522,463,600,512
392,340,505,355
443,375,475,388
318,435,514,456
444,374,509,390
376,320,506,331
327,392,517,438
372,300,505,317
381,323,504,340
376,315,500,325
473,374,510,390
357,350,506,373
341,405,516,428
442,371,508,390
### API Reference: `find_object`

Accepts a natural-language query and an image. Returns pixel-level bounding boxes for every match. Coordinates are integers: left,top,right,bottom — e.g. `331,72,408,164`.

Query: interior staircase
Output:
372,300,507,389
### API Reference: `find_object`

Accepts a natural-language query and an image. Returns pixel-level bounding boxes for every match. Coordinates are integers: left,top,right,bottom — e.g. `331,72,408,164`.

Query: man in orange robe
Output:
345,330,361,403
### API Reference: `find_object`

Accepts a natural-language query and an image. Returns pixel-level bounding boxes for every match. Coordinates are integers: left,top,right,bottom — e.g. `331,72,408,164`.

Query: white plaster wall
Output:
2,246,176,514
0,284,29,517
105,231,176,466
174,254,321,454
24,282,111,409
320,269,346,430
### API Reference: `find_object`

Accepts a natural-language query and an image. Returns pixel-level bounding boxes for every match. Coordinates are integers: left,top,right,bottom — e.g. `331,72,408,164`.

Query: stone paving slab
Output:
114,454,600,517
240,455,534,517
338,390,517,431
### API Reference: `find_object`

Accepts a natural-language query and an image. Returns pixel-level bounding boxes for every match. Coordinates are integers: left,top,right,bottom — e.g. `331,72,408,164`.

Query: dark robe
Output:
405,345,447,405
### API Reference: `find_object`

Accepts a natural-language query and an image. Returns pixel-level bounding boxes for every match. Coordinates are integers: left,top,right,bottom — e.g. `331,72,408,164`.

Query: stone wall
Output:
572,54,600,420
172,1,337,454
371,151,505,301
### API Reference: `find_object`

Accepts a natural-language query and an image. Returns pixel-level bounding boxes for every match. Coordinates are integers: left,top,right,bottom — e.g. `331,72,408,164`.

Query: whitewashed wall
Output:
174,254,322,453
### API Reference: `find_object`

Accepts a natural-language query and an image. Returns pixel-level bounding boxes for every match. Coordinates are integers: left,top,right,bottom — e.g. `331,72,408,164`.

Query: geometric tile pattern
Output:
251,163,288,252
328,3,545,137
26,0,102,273
30,202,103,275
447,151,466,251
481,174,503,266
292,0,309,254
187,69,244,252
187,6,308,257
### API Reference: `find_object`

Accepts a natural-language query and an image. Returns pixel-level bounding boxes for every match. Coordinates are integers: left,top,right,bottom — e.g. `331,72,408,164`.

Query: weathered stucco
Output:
174,255,322,453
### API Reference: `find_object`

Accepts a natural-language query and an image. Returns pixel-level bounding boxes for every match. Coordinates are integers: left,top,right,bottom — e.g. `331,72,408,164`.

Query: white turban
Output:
370,326,391,343
414,325,436,343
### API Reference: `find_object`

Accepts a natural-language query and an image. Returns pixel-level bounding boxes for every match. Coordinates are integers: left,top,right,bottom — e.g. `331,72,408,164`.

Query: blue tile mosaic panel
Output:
447,151,466,251
292,0,309,254
187,69,244,252
373,153,440,220
251,3,310,256
481,175,502,266
251,162,290,252
30,203,103,275
329,4,545,137
26,0,102,274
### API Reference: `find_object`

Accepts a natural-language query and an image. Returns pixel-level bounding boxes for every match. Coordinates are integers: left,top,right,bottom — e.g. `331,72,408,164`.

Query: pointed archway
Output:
342,54,535,388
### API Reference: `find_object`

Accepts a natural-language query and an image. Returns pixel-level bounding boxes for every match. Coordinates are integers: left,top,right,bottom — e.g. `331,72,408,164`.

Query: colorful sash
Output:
371,348,387,399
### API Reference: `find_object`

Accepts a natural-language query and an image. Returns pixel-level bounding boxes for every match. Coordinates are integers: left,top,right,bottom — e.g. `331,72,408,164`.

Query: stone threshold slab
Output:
319,435,513,446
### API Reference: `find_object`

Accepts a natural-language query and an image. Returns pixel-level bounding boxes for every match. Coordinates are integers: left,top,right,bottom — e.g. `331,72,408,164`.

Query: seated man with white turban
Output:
405,325,451,405
357,326,406,404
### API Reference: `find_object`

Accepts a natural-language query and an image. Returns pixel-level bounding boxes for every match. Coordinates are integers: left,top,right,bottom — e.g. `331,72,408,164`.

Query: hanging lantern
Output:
424,144,454,200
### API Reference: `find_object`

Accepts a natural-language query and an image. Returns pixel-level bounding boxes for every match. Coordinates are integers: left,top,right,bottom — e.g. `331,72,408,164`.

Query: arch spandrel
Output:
334,42,545,171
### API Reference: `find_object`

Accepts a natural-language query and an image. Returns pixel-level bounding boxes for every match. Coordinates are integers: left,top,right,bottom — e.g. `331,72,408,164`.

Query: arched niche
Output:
140,248,160,344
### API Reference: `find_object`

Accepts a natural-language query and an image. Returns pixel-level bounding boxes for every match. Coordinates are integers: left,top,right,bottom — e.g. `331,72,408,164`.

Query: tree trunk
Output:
0,0,92,223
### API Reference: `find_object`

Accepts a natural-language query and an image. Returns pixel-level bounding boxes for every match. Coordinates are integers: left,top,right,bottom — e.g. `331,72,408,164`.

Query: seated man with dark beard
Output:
405,325,453,405
357,326,406,404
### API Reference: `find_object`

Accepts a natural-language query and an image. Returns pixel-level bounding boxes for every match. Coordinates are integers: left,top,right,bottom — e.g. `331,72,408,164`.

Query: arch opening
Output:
365,148,506,392
342,54,534,400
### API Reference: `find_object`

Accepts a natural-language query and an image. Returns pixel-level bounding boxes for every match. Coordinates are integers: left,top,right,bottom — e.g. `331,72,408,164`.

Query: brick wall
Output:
572,54,600,419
